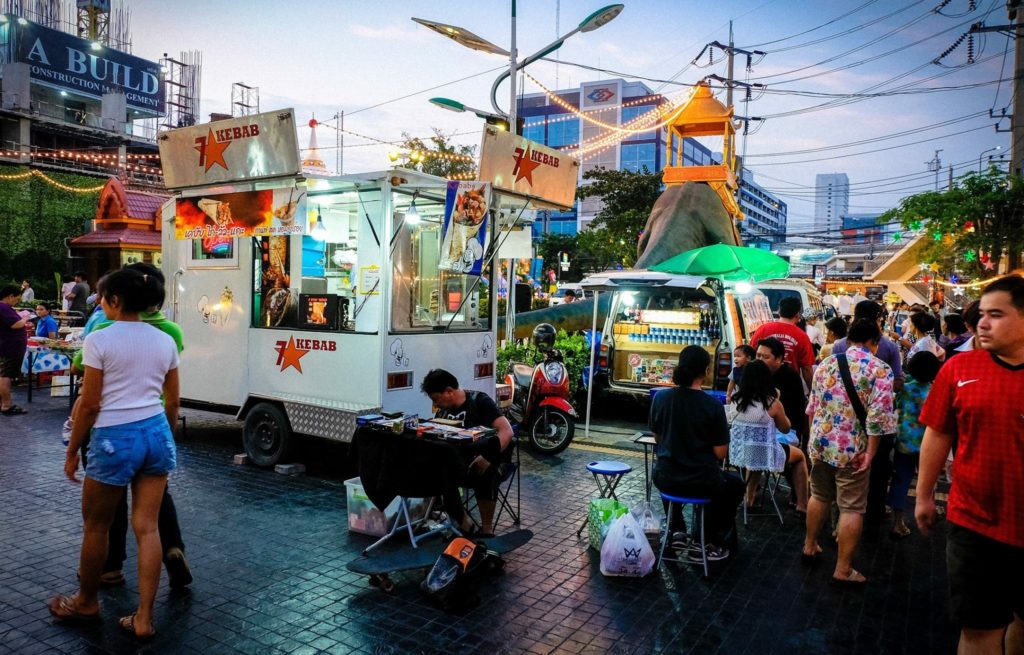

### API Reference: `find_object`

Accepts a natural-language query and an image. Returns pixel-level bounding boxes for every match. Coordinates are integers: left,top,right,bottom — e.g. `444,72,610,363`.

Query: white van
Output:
580,271,774,397
757,279,835,320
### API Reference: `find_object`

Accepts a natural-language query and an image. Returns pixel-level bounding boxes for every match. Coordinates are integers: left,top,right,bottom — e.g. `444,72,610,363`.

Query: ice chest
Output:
344,477,427,537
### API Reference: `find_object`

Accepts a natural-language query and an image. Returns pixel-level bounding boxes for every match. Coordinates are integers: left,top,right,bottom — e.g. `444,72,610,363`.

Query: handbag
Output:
835,354,869,436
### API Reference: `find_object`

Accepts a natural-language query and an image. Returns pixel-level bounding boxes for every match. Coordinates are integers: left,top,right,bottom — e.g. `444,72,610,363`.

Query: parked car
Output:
549,284,590,306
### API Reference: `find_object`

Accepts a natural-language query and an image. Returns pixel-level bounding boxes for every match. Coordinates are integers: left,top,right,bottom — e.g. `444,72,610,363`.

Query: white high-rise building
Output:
814,173,849,234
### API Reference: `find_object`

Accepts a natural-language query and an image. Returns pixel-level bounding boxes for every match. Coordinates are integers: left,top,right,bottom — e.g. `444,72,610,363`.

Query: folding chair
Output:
463,438,521,531
729,420,787,525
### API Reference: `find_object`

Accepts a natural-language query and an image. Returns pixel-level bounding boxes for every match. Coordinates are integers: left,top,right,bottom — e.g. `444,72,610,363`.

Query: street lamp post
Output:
978,146,1002,173
414,3,624,344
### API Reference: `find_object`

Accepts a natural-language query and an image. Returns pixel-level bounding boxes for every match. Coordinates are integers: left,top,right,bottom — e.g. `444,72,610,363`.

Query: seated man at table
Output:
421,368,515,537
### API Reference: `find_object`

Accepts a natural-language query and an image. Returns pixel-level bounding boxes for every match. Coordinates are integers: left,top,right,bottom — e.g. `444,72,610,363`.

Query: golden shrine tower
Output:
661,81,743,222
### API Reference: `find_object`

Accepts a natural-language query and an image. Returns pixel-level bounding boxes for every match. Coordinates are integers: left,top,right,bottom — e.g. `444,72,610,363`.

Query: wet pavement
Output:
0,388,958,654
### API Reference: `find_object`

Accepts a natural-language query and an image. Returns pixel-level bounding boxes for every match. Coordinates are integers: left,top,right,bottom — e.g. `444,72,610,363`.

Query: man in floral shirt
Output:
802,319,897,586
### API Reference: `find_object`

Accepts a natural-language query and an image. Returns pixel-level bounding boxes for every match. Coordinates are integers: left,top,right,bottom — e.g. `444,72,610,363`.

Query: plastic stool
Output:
577,460,632,537
658,492,712,577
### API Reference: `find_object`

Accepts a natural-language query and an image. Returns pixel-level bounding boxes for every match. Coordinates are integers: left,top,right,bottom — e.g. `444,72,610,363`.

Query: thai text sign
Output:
158,109,301,188
175,188,306,240
11,18,164,113
478,127,579,209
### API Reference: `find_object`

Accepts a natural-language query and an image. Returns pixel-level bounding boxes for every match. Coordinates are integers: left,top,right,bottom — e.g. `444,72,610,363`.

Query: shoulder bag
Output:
836,354,869,436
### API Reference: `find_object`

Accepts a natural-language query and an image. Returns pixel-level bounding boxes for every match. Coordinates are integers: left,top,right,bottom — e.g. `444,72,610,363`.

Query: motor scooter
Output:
505,324,577,454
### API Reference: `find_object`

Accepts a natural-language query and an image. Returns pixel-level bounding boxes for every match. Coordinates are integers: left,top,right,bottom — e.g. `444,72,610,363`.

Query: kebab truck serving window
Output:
251,187,378,331
389,187,490,333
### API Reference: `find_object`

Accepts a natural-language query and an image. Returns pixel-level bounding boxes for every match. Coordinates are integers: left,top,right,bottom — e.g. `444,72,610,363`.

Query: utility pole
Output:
1013,1,1023,177
926,149,943,191
970,4,1024,176
726,21,735,109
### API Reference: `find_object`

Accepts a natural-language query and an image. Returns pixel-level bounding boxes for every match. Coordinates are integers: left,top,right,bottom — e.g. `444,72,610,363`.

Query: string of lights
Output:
0,168,106,192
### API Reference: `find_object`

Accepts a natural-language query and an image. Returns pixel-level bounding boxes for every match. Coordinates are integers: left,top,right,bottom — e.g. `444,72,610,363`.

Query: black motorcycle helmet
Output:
532,323,556,352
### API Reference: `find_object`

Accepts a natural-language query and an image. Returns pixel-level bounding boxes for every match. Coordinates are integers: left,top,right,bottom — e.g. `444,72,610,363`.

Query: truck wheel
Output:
243,402,292,467
528,407,574,455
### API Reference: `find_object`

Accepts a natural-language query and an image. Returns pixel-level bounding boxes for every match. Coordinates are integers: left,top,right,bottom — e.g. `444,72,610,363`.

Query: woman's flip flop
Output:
119,613,157,641
48,595,100,622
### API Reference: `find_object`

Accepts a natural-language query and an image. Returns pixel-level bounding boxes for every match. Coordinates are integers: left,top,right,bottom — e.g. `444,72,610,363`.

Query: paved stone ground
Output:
0,389,958,654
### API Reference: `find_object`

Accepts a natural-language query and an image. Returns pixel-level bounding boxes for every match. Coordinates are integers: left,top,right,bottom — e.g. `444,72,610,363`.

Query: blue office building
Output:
518,78,786,245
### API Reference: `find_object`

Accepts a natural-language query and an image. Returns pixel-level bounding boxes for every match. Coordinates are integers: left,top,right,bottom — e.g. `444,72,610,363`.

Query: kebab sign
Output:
158,109,302,189
477,125,579,209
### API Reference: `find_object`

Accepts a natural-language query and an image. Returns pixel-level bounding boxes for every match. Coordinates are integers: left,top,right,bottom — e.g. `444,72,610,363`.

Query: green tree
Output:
576,166,662,267
534,232,584,282
397,128,477,179
0,167,101,300
881,167,1024,274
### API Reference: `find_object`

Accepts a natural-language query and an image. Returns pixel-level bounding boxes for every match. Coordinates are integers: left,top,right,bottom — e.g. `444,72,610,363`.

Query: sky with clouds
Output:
126,0,1013,236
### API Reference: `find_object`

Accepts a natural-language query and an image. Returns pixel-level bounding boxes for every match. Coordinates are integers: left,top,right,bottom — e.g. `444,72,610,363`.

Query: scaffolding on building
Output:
158,50,201,131
231,82,259,117
1,0,131,51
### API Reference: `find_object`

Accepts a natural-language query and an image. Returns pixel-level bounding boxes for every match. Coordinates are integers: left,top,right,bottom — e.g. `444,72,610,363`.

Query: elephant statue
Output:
635,182,740,269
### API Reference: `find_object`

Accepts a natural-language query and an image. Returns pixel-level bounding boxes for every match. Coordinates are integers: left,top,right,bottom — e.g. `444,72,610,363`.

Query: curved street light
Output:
978,146,1002,173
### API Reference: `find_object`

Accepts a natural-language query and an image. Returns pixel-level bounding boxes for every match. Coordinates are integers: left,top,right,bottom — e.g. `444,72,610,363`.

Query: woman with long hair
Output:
730,360,809,514
49,267,179,641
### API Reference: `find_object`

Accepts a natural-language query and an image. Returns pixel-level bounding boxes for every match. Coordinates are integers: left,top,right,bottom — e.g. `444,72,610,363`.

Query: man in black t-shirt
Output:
756,337,808,449
650,346,744,563
422,369,515,536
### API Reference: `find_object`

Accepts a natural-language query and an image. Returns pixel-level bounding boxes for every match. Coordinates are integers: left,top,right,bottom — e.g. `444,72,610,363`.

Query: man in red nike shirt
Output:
751,296,816,388
917,275,1024,655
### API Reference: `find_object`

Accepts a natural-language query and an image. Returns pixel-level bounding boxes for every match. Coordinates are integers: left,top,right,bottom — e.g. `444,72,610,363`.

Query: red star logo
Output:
274,336,309,373
512,146,541,186
194,129,232,172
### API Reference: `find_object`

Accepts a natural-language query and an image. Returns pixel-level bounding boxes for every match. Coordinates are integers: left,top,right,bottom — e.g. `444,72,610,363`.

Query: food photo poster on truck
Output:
439,181,490,276
175,188,307,240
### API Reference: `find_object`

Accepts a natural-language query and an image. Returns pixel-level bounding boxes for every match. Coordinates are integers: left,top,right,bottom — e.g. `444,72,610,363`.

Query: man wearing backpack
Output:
802,319,897,586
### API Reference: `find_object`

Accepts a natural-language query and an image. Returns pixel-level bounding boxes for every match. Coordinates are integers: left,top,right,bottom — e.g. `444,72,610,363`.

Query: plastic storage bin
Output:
344,477,427,537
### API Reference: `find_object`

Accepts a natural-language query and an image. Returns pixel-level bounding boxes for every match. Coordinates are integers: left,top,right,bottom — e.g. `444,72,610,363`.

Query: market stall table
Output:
22,345,75,404
350,425,503,552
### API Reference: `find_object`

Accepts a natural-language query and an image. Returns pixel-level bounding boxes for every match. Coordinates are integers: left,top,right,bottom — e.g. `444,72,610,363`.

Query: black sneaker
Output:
687,544,730,563
164,547,193,589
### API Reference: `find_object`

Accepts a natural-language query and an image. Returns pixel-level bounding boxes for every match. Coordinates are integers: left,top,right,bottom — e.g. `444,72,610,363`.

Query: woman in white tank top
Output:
730,360,810,513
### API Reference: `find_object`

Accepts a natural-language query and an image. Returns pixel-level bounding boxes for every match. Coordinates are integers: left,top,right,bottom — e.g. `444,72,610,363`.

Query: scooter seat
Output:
512,364,534,389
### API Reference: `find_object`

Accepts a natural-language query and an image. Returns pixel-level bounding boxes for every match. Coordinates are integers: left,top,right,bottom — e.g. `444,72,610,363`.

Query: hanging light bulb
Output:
311,206,328,241
405,193,421,225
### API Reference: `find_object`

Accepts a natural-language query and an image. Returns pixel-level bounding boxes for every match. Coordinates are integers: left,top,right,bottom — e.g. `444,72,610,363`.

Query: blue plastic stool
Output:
658,491,712,577
577,460,632,537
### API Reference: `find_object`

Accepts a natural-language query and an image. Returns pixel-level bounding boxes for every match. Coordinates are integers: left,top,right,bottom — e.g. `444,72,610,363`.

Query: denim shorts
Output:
85,413,177,486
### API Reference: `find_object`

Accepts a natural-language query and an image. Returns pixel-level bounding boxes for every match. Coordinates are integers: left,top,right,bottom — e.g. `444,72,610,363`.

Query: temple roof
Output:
70,228,162,249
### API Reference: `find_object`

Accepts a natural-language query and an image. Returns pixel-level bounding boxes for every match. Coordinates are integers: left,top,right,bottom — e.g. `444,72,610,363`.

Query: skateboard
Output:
346,529,533,592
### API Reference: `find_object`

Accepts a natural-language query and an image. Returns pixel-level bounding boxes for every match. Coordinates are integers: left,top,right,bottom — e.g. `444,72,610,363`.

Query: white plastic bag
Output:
600,513,656,577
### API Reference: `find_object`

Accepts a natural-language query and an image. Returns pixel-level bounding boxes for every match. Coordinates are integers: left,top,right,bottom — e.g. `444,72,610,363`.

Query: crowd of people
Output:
651,276,1024,654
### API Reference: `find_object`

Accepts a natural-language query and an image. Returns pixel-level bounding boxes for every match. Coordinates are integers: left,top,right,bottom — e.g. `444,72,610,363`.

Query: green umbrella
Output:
650,243,790,282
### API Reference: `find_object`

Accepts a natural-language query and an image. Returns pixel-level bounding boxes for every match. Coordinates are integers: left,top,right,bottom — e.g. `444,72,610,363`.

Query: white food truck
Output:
158,110,514,466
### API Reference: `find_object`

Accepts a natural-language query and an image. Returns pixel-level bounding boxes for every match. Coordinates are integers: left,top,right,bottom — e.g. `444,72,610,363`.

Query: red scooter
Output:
505,324,577,455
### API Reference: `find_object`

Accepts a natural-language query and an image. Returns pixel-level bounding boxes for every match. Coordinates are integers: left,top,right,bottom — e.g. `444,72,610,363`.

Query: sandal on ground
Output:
1,405,27,416
48,595,100,622
119,613,157,641
831,569,867,587
889,524,912,540
800,544,823,566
